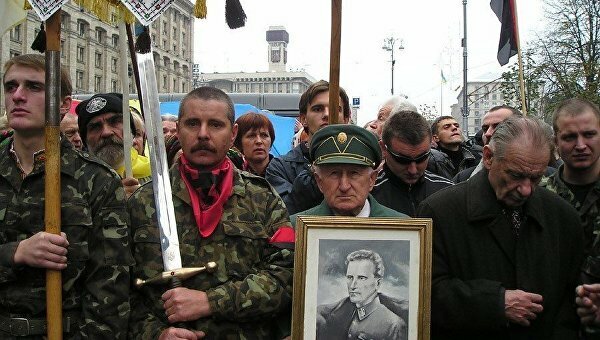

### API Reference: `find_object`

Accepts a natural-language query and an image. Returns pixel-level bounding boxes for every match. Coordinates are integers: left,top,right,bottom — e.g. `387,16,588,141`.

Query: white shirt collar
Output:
356,199,371,217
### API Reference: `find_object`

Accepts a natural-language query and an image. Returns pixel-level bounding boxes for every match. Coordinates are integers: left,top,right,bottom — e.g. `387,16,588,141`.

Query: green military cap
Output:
310,124,382,168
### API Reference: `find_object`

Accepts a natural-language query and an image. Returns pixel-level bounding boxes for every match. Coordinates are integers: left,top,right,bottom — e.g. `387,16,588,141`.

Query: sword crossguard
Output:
135,262,218,289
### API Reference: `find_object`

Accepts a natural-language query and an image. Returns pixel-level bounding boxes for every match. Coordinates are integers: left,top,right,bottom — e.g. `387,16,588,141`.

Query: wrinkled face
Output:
301,91,348,138
86,112,125,168
346,259,380,307
484,141,548,207
60,113,83,150
382,137,430,185
433,118,463,147
4,65,70,134
241,127,272,164
481,108,513,145
373,105,392,138
177,98,237,169
555,110,600,172
162,120,177,139
314,164,377,216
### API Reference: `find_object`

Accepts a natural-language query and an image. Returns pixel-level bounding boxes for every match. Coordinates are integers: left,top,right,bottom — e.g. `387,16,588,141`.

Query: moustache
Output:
95,135,124,150
191,143,217,153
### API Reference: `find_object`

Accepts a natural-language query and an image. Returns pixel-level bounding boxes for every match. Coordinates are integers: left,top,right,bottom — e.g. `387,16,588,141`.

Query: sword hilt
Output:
134,261,218,289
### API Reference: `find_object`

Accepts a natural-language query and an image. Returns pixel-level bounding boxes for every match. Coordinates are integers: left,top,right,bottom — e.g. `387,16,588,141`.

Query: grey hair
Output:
161,114,178,122
380,95,418,113
488,116,550,160
345,249,384,278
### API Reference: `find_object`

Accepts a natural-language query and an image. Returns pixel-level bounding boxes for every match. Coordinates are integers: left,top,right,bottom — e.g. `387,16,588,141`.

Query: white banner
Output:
120,0,175,26
27,0,69,21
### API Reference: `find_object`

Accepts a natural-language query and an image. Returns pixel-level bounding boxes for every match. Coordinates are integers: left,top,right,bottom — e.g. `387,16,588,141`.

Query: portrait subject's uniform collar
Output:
355,295,381,321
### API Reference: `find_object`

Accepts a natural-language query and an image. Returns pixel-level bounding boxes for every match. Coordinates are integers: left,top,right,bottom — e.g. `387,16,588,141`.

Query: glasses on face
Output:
385,145,431,165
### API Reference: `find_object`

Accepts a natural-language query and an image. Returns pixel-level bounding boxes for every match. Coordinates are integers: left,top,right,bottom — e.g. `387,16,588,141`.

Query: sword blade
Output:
136,51,182,271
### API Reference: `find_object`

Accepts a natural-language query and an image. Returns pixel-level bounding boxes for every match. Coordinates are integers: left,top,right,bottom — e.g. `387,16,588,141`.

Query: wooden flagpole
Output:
328,0,342,125
44,9,63,340
513,0,527,115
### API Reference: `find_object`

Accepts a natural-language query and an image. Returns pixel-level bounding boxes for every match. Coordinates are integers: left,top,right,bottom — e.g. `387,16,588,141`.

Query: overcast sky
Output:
193,0,545,126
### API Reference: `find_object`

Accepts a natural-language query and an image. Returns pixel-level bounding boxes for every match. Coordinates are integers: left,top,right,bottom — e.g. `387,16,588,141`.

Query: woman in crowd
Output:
234,112,275,177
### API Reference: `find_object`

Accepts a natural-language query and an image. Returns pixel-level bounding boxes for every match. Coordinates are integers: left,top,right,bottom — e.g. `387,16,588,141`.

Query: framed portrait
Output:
291,216,432,340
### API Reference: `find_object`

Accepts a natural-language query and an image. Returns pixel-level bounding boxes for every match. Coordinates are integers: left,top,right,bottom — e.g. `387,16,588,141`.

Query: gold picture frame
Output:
291,216,432,340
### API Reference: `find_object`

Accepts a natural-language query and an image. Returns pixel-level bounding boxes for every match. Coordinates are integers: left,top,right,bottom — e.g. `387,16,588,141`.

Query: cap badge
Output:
86,97,107,113
337,132,348,144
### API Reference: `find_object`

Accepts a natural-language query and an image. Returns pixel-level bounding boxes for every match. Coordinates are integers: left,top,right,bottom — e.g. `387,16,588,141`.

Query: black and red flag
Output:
490,0,518,66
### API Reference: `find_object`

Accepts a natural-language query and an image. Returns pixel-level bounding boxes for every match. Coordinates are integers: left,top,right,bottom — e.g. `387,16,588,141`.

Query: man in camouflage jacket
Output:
540,98,600,260
0,54,133,338
128,87,294,340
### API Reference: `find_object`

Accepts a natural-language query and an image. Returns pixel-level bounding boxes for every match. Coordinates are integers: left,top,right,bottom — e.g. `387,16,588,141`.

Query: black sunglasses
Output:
385,145,431,165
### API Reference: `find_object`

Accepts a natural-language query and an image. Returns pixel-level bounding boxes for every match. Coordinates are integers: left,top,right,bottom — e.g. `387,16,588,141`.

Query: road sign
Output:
352,97,360,107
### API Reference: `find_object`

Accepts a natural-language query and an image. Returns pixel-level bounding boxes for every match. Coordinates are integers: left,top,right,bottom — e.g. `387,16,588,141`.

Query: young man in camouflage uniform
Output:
128,86,294,339
541,98,600,258
0,54,133,338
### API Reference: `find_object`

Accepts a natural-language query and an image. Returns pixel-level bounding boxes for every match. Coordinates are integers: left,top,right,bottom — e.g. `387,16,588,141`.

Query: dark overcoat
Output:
418,170,584,340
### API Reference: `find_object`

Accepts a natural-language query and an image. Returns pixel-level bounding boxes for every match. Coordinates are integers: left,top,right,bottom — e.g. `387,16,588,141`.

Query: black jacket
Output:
418,170,583,340
372,165,453,217
265,143,323,214
428,144,481,179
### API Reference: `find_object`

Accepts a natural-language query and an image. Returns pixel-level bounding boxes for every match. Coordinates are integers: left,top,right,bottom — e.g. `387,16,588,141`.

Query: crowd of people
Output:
1,52,600,340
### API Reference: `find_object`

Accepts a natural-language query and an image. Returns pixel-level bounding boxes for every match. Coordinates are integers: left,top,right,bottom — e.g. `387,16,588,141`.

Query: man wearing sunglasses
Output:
372,110,453,216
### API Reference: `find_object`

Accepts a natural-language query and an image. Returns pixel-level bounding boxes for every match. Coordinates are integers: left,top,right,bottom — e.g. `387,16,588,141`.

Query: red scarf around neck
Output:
179,155,234,237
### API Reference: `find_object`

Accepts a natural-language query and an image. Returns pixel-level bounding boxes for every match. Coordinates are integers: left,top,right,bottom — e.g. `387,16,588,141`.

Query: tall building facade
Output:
194,26,315,95
450,76,516,136
0,1,194,110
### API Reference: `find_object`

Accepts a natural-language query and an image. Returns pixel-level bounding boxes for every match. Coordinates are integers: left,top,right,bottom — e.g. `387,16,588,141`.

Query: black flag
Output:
491,0,518,66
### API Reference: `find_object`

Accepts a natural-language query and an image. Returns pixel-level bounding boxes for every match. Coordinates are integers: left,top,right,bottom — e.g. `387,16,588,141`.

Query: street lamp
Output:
382,37,404,95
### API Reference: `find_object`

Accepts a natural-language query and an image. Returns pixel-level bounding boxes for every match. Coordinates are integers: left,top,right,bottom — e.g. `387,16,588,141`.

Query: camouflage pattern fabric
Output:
0,137,133,339
128,164,294,340
540,164,600,258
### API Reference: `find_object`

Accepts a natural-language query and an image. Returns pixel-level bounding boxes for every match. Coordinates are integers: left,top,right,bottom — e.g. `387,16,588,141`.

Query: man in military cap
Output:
128,86,294,339
76,92,151,197
266,80,352,215
0,54,133,338
291,124,406,225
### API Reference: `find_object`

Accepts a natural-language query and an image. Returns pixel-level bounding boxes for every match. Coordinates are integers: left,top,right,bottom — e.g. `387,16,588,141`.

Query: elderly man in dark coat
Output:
418,116,584,340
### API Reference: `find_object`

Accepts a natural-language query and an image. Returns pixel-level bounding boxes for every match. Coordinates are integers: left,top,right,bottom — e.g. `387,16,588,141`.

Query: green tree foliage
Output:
500,0,600,120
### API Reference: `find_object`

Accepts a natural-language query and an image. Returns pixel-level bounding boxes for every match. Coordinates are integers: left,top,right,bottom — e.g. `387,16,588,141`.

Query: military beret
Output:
310,124,382,168
76,93,136,146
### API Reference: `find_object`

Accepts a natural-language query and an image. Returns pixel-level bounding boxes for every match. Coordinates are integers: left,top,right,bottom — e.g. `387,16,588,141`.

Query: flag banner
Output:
28,0,69,21
491,0,518,66
0,0,27,35
121,0,175,26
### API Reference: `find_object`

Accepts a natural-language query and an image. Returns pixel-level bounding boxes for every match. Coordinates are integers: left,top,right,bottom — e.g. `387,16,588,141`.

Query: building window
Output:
163,39,167,50
77,20,88,37
163,75,167,89
111,79,118,92
492,93,497,100
474,118,481,127
10,50,20,58
10,24,21,42
95,28,104,43
173,44,177,53
77,46,85,62
94,76,102,92
60,40,66,59
172,27,177,39
112,34,119,47
111,57,118,73
162,21,167,35
95,52,102,68
76,70,84,89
